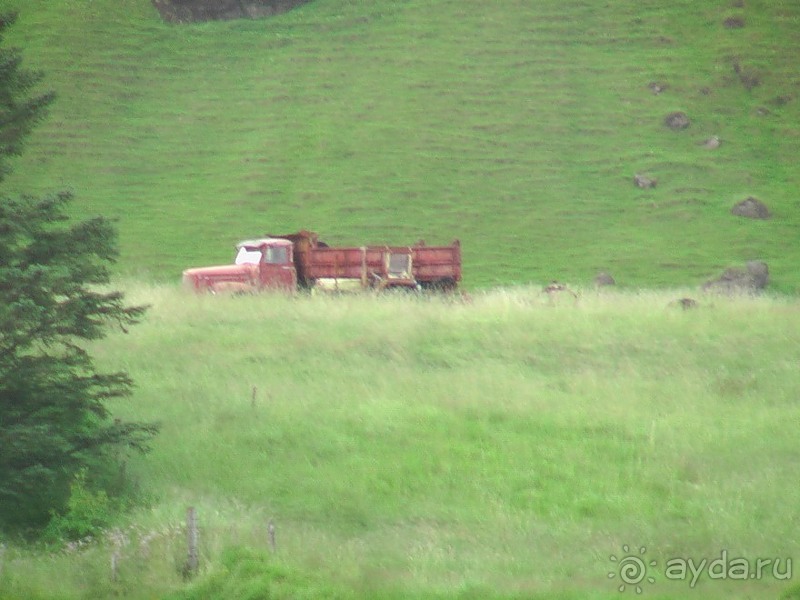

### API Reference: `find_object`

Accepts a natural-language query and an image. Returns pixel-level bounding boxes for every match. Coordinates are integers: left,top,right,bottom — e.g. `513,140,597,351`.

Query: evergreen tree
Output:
0,12,54,182
0,12,158,533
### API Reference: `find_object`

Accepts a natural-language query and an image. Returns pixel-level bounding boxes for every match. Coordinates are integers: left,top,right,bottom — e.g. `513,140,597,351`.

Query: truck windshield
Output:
235,247,262,265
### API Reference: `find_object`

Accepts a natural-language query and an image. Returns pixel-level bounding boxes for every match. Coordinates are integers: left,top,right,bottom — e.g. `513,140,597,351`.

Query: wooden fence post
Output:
183,506,199,579
268,519,276,553
111,549,120,583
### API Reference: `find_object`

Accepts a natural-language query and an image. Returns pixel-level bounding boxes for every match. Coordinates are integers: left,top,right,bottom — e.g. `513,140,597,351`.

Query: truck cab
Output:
183,238,297,293
236,238,297,289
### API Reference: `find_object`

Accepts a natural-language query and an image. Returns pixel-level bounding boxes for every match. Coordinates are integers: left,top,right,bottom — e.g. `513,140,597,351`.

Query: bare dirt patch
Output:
151,0,312,22
723,16,746,28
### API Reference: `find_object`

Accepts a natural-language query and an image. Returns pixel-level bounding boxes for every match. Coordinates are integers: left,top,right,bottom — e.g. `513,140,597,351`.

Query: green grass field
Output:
1,0,799,598
2,285,799,599
1,0,798,290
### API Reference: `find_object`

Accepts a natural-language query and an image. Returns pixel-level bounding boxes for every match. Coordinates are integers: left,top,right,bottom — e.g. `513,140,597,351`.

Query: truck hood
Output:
183,264,258,285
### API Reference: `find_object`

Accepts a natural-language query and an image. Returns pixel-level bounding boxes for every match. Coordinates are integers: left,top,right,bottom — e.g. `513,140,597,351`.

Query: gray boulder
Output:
664,112,691,130
731,196,770,219
594,272,616,287
702,261,769,293
633,174,657,189
746,260,769,289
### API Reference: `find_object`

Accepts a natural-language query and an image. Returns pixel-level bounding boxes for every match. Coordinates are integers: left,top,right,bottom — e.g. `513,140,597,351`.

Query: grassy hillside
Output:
2,286,799,599
1,0,798,290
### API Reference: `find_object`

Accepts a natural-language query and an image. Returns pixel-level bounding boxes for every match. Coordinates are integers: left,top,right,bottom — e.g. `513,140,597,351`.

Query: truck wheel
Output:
421,277,456,293
382,283,419,294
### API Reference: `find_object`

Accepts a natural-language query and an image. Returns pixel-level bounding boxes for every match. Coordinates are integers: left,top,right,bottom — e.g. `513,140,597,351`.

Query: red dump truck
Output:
182,230,461,293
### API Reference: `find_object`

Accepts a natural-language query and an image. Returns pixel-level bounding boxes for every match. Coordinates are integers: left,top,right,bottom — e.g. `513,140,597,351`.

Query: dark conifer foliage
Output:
0,12,158,533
